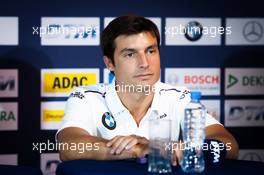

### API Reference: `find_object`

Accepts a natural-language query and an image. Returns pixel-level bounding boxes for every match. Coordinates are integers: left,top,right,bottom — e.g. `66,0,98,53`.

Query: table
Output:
0,164,43,175
56,159,264,175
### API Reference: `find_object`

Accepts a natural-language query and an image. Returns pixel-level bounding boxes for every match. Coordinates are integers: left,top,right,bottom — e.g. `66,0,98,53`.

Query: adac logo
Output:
227,74,238,88
43,110,64,122
102,112,116,130
0,110,16,121
43,73,97,93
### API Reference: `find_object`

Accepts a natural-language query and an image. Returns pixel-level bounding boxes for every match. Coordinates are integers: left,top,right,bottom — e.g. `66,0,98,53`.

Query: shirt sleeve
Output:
55,87,96,140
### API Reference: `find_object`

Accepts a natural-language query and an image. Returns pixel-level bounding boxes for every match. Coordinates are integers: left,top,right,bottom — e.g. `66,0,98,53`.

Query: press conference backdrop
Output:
0,0,264,174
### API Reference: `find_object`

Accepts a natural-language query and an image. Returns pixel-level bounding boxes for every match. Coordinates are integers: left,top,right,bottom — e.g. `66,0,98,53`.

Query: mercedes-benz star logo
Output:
243,21,263,42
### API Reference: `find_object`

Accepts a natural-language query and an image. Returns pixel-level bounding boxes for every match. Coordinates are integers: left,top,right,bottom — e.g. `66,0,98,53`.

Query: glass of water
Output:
148,117,172,173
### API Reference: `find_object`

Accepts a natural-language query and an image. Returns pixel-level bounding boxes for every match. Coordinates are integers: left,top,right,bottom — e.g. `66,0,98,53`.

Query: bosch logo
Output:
184,75,219,84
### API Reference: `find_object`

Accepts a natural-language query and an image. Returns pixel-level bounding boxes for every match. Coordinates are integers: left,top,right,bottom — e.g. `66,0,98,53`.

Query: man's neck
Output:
116,86,154,126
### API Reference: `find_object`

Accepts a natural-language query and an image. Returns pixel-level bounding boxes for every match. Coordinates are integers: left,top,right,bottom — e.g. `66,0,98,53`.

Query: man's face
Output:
108,32,160,90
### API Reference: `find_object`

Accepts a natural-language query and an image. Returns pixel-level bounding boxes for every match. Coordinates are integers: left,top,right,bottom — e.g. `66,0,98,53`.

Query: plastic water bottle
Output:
181,91,206,173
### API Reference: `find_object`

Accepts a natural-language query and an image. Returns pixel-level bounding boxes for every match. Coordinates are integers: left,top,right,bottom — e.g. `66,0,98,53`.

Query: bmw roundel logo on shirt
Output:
102,112,116,130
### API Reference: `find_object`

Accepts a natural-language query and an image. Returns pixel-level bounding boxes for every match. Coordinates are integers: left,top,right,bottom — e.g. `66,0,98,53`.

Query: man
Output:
57,15,238,165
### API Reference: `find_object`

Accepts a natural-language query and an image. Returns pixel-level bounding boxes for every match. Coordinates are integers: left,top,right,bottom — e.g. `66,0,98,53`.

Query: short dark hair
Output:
101,15,160,65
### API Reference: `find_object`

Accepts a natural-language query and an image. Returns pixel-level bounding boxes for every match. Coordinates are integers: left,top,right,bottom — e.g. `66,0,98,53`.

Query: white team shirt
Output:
57,81,221,141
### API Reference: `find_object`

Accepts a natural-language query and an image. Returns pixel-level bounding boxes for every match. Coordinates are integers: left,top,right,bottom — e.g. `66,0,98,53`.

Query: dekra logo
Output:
227,74,264,88
227,74,238,88
242,76,264,86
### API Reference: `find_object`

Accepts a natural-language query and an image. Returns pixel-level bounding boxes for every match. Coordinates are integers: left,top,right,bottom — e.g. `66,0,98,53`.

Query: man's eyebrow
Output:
146,44,158,50
120,48,137,54
120,44,158,54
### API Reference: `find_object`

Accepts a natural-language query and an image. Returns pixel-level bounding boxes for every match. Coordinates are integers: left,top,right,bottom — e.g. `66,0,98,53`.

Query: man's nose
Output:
138,53,149,69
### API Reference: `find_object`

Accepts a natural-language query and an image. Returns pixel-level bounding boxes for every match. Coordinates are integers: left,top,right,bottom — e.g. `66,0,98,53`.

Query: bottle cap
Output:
190,91,202,100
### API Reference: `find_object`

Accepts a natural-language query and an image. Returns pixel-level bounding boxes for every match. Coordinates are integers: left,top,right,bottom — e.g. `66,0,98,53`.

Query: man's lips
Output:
134,73,154,78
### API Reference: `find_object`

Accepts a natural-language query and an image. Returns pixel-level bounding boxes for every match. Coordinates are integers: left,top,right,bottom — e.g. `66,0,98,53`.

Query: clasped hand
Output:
106,135,183,166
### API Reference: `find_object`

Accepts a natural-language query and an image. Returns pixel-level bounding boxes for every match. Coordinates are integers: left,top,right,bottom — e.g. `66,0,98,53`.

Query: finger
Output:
175,148,183,165
171,141,182,166
138,137,149,145
116,137,134,154
176,141,184,164
171,151,177,166
173,141,184,166
110,137,126,154
106,136,119,147
124,138,139,150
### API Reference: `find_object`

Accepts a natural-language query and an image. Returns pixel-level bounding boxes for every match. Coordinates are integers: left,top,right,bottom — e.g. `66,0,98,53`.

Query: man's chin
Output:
136,80,154,87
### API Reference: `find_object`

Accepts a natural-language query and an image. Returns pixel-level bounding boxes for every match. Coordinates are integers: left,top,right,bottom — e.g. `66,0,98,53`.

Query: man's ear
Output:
103,56,115,71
